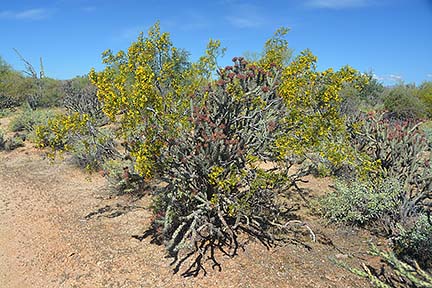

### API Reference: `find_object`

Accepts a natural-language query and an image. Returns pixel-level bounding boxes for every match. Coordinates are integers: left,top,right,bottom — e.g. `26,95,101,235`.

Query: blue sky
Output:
0,0,431,85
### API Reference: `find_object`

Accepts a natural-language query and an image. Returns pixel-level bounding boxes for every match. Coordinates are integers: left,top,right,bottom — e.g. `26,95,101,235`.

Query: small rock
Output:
335,253,349,259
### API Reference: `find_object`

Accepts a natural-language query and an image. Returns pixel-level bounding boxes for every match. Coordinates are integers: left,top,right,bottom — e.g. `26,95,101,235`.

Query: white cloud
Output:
305,0,371,9
389,74,403,82
373,73,404,84
372,73,384,81
0,8,49,20
427,74,432,78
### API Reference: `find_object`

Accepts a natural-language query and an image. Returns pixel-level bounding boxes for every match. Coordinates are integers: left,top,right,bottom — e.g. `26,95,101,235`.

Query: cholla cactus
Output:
152,58,297,276
351,112,432,220
341,244,432,288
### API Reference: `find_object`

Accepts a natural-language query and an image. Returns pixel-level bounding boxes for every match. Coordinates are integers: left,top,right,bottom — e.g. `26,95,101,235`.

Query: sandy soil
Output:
0,146,376,287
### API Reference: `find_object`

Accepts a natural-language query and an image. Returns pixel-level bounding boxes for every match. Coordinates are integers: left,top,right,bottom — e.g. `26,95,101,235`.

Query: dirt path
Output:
0,147,373,287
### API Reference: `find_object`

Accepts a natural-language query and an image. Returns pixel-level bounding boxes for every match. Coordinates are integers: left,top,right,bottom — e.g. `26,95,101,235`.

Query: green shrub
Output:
383,85,426,119
3,134,25,151
320,178,402,226
37,77,65,108
418,81,432,118
9,106,56,133
395,214,432,268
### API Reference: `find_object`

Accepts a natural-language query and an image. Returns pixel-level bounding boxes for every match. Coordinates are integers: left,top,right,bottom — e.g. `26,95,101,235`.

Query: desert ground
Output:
0,142,380,287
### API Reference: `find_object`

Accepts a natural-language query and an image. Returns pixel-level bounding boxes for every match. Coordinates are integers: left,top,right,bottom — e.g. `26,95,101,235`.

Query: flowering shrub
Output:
36,23,369,275
88,22,195,178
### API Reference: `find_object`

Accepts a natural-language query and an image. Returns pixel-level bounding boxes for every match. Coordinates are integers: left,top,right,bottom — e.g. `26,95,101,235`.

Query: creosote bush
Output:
383,84,426,120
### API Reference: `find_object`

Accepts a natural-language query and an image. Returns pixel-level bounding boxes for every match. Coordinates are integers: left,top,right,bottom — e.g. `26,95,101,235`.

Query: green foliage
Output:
359,73,385,106
67,75,93,90
395,214,432,268
244,26,293,69
339,72,384,116
0,54,64,109
383,84,426,119
0,56,27,109
3,133,25,151
36,77,65,107
320,178,402,225
419,82,432,117
9,106,56,133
